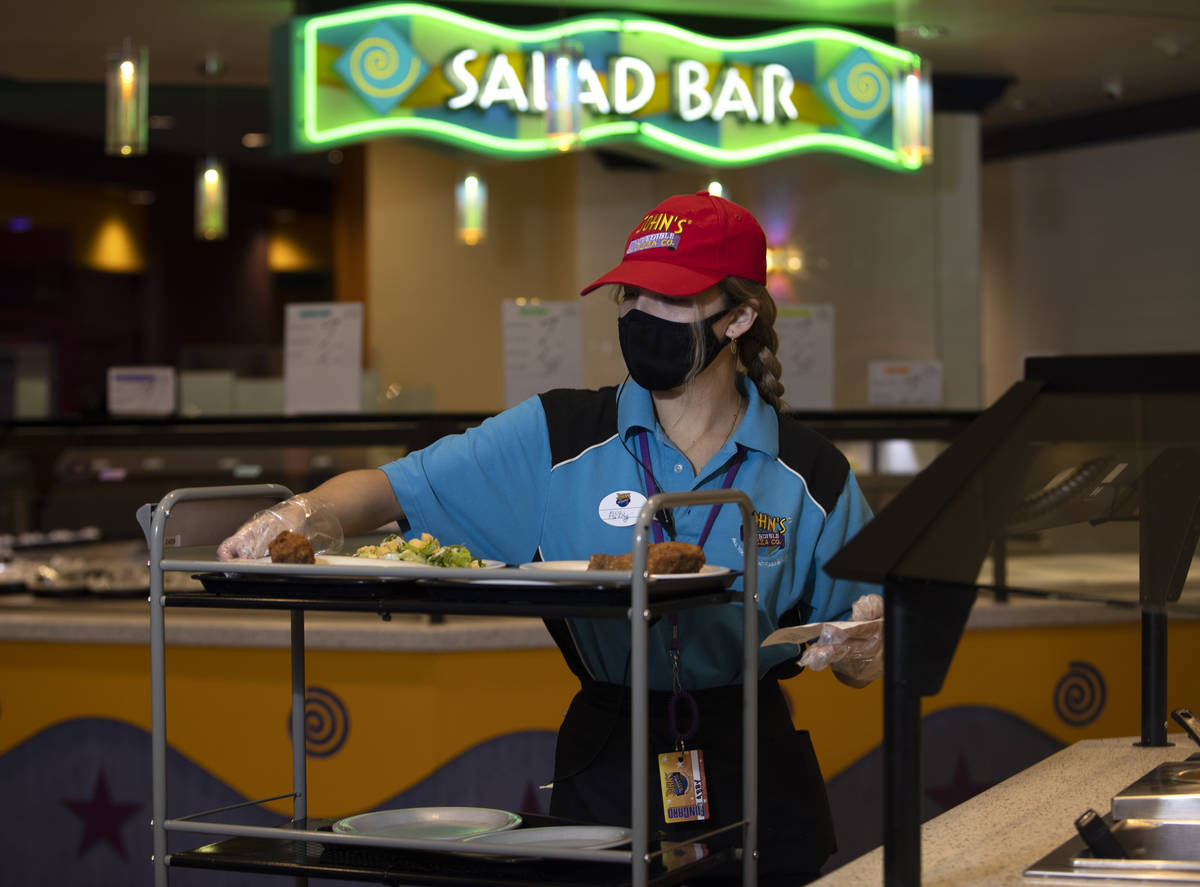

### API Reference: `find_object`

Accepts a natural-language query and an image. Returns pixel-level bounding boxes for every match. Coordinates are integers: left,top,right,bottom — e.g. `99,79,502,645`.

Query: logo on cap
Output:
628,231,681,253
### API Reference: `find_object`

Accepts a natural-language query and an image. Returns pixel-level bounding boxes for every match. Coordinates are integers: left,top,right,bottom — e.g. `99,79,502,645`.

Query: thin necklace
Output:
668,395,744,456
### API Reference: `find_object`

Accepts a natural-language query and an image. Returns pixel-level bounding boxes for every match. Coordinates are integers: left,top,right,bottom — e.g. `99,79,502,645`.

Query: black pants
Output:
548,678,836,884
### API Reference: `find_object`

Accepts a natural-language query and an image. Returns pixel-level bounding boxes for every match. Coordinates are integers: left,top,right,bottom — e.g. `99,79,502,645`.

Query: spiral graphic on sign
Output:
1054,661,1106,727
827,61,891,120
287,685,349,757
348,36,423,99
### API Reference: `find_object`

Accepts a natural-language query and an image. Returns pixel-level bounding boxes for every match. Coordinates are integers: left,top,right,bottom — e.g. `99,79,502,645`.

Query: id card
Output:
658,748,709,823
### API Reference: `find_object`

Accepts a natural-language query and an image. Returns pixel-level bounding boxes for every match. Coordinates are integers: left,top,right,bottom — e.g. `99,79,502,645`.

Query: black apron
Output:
548,677,837,884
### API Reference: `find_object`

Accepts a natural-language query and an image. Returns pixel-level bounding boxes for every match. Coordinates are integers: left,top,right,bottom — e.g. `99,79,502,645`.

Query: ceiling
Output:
1,0,1199,174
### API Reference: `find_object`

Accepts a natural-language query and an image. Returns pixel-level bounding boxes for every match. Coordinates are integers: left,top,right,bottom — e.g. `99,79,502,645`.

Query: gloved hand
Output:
798,593,883,683
216,494,343,561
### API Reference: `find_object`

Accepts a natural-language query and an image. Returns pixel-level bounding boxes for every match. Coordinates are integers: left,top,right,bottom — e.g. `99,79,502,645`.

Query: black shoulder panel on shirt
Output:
776,413,850,514
538,386,620,467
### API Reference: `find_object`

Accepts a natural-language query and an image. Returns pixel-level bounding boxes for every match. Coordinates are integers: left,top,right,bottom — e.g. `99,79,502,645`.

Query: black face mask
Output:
618,307,732,391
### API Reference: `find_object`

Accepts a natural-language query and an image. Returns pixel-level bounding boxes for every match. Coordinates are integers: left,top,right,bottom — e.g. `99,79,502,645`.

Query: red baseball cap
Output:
580,191,767,298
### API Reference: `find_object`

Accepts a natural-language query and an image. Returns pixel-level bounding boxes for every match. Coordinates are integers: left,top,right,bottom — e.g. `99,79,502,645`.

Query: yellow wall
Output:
365,143,583,412
4,616,1199,819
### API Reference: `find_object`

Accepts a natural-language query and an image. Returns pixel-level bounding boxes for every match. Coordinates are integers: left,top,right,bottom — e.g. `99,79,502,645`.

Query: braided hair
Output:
720,276,787,411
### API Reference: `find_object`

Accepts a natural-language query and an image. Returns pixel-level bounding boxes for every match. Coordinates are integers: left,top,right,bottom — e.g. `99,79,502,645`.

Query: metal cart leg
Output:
741,509,758,887
150,553,168,887
634,491,758,887
631,521,650,887
291,610,308,823
140,484,294,887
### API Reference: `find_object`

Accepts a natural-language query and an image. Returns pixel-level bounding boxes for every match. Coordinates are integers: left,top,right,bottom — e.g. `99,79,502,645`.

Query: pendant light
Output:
895,63,933,166
544,42,581,151
455,173,487,245
195,158,227,240
105,40,148,156
194,52,227,240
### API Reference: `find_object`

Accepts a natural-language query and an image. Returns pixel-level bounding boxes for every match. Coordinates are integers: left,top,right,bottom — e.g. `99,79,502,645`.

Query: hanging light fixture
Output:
105,40,148,156
895,62,933,167
455,173,487,245
544,41,581,152
194,52,228,240
195,158,227,240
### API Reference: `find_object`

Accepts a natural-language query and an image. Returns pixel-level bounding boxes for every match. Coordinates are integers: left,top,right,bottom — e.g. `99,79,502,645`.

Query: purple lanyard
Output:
636,432,745,546
636,430,746,747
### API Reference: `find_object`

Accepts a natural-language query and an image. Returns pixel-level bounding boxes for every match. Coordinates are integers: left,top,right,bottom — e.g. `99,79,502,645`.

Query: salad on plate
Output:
354,532,484,568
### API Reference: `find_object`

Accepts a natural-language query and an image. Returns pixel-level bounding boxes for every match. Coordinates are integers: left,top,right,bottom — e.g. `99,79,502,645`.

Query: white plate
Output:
519,560,730,580
331,806,521,841
462,825,632,856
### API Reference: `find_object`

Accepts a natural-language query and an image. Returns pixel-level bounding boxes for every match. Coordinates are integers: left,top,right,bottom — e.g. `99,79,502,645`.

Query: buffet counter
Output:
0,580,1162,649
3,553,1199,885
0,595,556,650
814,736,1192,887
1,551,1187,649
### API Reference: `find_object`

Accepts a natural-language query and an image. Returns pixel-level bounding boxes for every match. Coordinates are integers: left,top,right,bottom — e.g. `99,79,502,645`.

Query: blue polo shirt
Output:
381,378,876,690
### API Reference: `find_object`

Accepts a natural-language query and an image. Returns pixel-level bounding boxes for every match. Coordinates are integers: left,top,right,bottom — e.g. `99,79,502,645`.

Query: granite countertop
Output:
813,737,1192,887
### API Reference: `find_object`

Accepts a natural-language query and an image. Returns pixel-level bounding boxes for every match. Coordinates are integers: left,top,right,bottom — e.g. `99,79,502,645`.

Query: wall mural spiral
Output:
286,685,350,757
1054,661,1107,727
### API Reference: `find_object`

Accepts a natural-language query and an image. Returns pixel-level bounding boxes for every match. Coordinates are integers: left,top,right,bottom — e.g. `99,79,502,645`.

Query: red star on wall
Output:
62,770,142,860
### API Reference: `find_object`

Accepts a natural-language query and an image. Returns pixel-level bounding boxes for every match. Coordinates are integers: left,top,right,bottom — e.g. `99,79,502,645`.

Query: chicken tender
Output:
268,530,315,564
646,541,705,574
587,552,633,571
587,541,705,574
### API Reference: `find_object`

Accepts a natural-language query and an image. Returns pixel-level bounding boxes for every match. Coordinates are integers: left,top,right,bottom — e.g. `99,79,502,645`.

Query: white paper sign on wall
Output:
868,360,943,406
107,366,177,416
776,305,834,409
284,302,363,415
502,300,583,408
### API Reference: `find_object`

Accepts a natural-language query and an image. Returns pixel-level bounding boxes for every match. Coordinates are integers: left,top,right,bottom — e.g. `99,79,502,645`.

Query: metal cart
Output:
140,484,760,887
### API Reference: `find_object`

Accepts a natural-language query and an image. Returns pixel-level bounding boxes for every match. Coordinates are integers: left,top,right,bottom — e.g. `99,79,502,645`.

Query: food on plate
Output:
587,541,706,574
269,530,316,564
354,532,484,568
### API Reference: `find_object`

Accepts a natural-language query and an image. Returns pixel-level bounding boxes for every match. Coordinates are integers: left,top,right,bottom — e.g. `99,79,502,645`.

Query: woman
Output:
219,192,881,883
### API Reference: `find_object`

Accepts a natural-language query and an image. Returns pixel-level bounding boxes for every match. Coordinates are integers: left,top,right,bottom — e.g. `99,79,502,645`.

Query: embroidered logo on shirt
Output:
599,490,648,527
753,512,788,553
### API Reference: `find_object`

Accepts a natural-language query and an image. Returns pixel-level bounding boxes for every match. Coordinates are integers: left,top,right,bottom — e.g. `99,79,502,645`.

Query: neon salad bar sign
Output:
273,2,932,170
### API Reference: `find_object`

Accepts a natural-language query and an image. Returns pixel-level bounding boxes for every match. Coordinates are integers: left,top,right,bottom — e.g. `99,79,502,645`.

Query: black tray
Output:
183,571,740,618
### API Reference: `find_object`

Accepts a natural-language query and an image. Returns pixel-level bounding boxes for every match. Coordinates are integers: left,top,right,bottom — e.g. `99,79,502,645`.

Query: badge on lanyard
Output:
657,618,710,823
658,748,710,823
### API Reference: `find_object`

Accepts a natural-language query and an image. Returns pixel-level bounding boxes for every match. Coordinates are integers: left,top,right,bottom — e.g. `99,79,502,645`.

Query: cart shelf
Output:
142,484,761,887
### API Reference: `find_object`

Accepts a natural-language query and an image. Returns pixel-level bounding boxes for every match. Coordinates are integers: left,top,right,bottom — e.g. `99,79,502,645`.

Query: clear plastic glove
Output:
215,494,343,561
798,593,883,683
